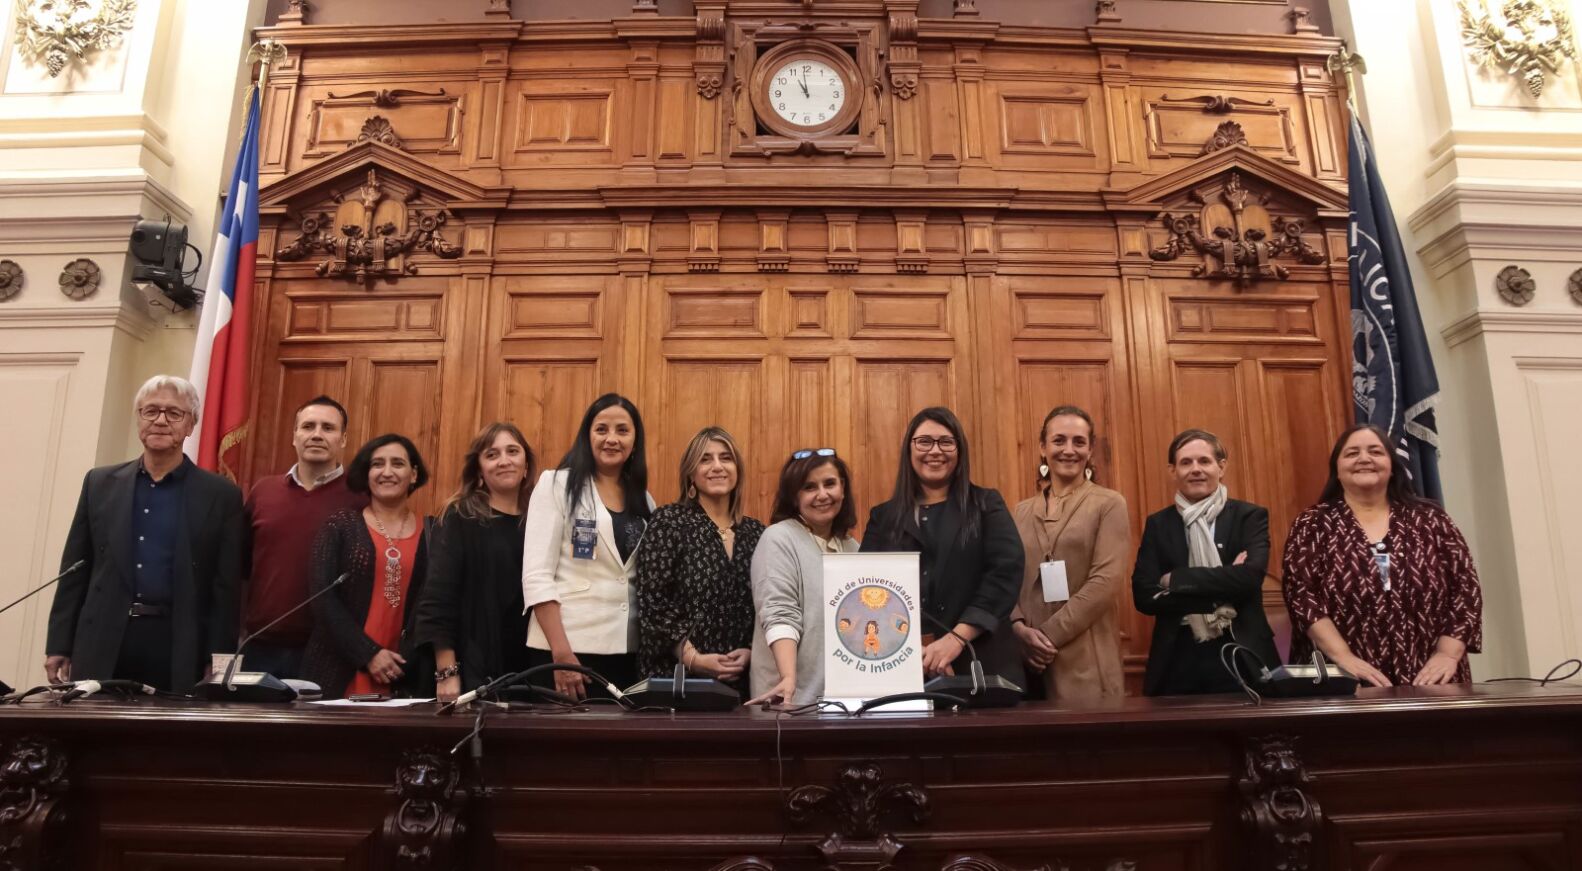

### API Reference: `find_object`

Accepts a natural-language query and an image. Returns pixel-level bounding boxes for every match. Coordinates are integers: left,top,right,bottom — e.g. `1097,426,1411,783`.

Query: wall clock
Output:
749,39,863,140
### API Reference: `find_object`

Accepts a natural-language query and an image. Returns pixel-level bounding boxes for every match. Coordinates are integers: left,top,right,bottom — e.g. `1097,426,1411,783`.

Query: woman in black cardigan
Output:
861,407,1024,684
301,434,434,699
413,422,536,703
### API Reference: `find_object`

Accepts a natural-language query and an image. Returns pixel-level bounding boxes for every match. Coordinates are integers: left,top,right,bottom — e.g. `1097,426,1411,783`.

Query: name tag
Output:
1373,549,1391,592
1040,560,1069,602
572,518,597,560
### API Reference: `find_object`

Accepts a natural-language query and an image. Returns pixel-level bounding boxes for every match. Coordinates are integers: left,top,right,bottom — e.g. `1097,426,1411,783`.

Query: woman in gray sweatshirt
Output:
748,450,860,706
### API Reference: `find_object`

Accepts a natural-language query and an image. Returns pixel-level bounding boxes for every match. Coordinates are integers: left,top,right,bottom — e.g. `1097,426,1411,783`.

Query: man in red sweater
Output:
240,396,366,678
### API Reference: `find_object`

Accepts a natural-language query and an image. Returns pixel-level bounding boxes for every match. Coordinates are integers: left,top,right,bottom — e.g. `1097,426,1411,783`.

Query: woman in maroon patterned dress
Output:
1282,424,1482,687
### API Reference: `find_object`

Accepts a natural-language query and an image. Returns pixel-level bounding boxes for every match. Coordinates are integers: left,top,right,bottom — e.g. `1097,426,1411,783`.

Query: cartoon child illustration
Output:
863,620,881,658
838,617,853,635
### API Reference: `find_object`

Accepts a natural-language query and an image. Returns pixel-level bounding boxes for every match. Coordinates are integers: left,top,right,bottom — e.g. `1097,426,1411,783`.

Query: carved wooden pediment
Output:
260,142,509,286
1107,145,1341,286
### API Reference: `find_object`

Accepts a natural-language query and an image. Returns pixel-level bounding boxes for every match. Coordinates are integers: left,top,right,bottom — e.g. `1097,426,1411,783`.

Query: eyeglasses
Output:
139,406,189,423
911,436,958,453
792,448,837,460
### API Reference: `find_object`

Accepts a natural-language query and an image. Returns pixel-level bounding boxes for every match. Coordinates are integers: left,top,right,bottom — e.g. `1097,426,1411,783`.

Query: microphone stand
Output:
1,560,86,694
223,572,349,691
0,560,86,617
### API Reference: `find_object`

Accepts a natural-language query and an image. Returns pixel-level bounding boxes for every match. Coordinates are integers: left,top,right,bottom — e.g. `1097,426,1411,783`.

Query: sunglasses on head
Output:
791,448,837,460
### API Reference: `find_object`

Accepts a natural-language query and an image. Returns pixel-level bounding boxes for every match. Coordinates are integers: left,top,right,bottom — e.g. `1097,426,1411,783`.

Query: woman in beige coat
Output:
1010,405,1131,703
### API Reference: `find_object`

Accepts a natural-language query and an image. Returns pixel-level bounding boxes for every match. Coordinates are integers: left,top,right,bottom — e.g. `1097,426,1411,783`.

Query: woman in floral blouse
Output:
636,426,765,683
1282,424,1482,687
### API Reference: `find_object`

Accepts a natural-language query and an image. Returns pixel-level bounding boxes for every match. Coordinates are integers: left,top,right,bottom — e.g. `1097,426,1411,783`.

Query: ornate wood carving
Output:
356,116,405,150
1496,264,1536,306
57,259,98,300
695,2,726,99
1160,93,1277,114
484,0,510,19
887,9,920,102
0,735,72,871
1568,267,1582,305
953,0,979,17
1201,120,1249,155
278,0,309,25
377,746,468,871
306,89,460,157
1239,735,1321,871
275,168,460,285
328,88,448,110
787,761,930,871
0,260,22,302
1095,1,1122,25
1288,6,1321,35
1149,172,1325,285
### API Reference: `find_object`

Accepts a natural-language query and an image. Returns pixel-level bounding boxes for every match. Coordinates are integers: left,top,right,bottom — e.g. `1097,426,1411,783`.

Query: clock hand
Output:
799,78,809,98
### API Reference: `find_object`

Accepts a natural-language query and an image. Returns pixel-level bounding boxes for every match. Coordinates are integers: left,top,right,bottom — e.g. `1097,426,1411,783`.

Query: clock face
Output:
768,58,847,129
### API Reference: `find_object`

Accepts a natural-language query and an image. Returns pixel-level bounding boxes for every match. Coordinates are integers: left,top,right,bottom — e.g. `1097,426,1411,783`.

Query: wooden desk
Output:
2,684,1580,871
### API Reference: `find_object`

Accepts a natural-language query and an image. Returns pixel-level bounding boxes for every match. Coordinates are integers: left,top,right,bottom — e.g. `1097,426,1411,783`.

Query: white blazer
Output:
521,468,655,655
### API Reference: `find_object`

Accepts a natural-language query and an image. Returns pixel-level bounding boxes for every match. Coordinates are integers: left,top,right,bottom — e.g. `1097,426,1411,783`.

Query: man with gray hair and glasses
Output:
45,375,244,691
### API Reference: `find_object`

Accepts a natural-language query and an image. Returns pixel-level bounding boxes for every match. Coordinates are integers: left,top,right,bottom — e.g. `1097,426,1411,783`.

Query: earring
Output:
686,483,697,499
1084,465,1094,481
1038,463,1049,480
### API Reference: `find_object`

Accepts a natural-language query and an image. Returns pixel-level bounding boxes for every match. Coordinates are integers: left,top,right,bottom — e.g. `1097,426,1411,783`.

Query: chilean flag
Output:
187,89,261,480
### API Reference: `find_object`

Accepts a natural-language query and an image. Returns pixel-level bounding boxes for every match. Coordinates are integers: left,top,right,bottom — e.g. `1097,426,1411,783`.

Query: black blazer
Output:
46,458,244,689
860,485,1025,680
411,507,526,692
301,508,433,698
1131,498,1279,695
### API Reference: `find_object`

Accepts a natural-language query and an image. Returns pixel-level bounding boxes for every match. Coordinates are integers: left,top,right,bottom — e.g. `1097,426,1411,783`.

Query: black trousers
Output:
524,648,637,700
114,615,174,690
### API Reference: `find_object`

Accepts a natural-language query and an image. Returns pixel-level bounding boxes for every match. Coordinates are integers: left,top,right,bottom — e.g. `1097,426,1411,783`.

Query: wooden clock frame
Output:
748,39,864,141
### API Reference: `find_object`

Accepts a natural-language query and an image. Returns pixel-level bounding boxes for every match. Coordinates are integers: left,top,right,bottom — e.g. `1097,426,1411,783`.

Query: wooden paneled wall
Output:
248,3,1350,689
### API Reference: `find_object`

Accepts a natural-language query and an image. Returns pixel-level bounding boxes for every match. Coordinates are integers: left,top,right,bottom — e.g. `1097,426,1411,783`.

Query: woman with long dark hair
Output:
635,426,765,681
1282,424,1482,687
1009,405,1130,702
520,394,654,700
413,422,536,703
860,407,1024,683
747,449,860,706
301,433,433,698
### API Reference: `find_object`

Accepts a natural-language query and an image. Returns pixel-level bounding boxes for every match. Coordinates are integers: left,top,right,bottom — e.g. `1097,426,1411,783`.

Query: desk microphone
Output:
0,560,86,618
195,571,349,702
60,679,157,703
919,611,1023,708
1,560,87,695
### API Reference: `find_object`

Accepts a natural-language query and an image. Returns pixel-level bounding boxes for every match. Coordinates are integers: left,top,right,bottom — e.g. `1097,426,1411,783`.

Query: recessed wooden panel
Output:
513,90,613,152
787,359,832,459
1168,296,1320,344
786,289,831,338
266,360,351,477
657,360,764,507
302,90,464,157
1015,360,1118,490
921,78,960,163
501,360,599,477
665,288,765,338
999,94,1093,155
852,288,950,338
285,298,443,341
495,223,619,254
853,361,952,527
996,223,1118,257
1013,291,1108,339
1343,829,1574,871
366,361,441,467
1167,360,1252,498
506,290,603,338
1259,361,1335,533
1145,98,1300,164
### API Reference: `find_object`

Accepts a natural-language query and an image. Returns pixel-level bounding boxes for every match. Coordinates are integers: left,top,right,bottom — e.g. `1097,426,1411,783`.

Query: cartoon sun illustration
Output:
859,586,890,609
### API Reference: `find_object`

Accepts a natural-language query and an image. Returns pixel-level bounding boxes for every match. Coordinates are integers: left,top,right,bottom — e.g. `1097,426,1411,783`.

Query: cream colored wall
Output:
0,0,263,689
1336,0,1582,680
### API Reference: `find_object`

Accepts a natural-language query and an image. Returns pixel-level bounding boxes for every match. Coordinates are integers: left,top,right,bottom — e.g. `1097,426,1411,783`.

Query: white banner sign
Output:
822,552,923,708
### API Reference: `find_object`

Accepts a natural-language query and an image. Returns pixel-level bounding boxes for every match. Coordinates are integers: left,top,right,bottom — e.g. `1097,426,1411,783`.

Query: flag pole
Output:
243,39,287,133
1326,40,1367,112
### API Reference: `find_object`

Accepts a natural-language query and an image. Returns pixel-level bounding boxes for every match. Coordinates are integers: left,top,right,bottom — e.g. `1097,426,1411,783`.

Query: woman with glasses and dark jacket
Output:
860,407,1025,686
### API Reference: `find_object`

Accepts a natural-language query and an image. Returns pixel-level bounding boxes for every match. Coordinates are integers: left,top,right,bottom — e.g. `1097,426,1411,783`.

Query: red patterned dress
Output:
1282,499,1482,685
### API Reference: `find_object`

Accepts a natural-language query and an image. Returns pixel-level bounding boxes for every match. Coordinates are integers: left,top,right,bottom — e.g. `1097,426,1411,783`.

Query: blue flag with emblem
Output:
1348,114,1441,502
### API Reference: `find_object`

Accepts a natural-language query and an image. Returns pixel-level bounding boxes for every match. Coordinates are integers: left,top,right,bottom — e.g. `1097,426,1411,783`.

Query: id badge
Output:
572,517,597,560
1372,544,1391,592
1040,560,1069,603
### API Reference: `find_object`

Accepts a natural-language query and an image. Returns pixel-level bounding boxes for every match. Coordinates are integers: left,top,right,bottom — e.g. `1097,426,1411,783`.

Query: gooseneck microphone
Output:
0,559,87,618
222,571,349,691
918,611,1024,708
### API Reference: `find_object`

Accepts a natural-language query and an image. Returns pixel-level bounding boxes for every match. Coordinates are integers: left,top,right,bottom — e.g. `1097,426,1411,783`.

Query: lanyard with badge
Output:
572,504,598,560
1371,540,1391,592
1035,489,1091,604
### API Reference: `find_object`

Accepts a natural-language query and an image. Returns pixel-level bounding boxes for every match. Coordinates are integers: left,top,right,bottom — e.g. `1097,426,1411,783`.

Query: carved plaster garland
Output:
1459,0,1577,98
13,0,136,79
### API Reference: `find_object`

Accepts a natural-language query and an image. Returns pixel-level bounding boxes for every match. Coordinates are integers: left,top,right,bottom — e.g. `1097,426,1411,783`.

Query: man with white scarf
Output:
1131,429,1280,696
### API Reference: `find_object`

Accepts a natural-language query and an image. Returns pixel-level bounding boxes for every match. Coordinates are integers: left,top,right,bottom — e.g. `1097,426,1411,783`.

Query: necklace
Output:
369,508,411,609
